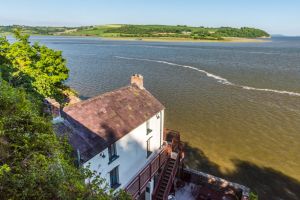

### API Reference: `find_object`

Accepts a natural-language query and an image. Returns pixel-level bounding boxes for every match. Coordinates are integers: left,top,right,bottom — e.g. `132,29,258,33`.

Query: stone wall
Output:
181,168,250,200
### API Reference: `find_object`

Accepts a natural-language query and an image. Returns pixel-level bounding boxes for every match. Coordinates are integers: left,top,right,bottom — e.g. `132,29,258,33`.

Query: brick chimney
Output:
131,74,144,89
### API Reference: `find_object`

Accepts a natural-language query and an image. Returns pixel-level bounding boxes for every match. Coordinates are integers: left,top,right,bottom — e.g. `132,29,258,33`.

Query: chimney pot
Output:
131,74,144,89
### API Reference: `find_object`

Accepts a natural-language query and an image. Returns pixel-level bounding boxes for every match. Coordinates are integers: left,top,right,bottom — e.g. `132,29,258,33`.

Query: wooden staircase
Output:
152,153,179,200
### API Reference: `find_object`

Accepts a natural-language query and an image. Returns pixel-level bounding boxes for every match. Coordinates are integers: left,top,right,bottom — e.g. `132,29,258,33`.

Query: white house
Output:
48,74,249,200
52,74,178,200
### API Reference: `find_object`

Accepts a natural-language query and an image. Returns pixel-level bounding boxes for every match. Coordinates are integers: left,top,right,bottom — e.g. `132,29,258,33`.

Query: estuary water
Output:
26,36,300,199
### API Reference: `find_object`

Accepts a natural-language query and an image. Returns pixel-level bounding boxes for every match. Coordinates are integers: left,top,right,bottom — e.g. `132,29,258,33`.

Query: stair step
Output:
164,175,171,178
158,189,165,193
161,182,168,186
162,181,168,185
153,158,179,200
157,194,163,199
160,187,166,191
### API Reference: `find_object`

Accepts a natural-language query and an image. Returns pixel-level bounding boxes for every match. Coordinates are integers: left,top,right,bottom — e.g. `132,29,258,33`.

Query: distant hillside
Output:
0,24,270,40
0,25,77,35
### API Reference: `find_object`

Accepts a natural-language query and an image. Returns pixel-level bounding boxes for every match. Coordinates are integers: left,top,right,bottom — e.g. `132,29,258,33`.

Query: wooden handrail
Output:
163,154,179,200
125,146,169,199
152,152,180,200
151,158,168,198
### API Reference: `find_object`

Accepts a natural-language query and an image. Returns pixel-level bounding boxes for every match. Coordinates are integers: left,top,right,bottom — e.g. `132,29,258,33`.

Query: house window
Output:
156,113,160,119
108,143,119,164
110,166,120,189
146,120,152,135
147,137,152,158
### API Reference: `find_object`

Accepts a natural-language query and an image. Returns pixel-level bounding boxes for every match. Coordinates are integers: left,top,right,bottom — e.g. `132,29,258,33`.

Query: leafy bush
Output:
0,30,69,101
0,76,130,200
249,191,258,200
0,31,131,199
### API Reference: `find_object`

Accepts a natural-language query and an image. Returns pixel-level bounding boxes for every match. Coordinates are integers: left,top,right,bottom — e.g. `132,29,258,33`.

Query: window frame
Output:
108,143,119,164
146,137,153,158
146,120,152,135
109,166,120,189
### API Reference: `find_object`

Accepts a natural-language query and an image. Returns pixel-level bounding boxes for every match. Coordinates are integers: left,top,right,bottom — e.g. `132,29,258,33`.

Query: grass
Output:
0,24,270,42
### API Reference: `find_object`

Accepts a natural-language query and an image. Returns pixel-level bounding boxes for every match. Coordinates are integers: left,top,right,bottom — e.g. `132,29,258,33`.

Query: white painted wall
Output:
145,178,154,200
83,110,164,191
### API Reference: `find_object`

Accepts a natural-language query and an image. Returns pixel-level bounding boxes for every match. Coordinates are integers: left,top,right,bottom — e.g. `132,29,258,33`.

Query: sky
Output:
0,0,299,36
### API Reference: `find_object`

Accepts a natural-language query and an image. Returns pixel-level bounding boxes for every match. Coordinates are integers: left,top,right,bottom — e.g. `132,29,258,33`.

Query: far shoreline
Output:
2,33,271,43
99,36,270,43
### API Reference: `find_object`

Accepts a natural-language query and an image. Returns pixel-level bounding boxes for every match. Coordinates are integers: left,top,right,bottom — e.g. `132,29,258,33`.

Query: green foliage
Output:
0,24,270,40
249,191,258,200
0,31,131,199
0,25,76,35
215,27,269,38
0,80,130,200
65,24,269,40
0,30,69,100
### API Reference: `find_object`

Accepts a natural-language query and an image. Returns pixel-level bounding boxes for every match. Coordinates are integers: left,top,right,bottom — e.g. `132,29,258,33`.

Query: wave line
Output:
115,56,300,97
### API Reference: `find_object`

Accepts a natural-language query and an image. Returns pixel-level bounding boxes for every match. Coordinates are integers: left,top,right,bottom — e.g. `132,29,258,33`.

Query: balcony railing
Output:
125,145,170,199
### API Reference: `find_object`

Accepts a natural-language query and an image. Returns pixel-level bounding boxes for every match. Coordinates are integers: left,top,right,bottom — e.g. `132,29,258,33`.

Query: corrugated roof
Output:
61,84,164,163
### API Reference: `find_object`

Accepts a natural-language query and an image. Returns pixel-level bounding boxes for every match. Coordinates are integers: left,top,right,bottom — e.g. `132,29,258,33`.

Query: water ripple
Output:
115,56,300,97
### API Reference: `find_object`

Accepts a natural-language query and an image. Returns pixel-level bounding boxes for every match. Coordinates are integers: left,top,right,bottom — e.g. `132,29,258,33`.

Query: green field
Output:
0,24,270,40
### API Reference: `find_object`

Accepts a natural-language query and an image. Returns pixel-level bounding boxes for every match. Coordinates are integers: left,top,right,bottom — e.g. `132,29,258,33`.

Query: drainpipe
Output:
77,149,81,167
160,111,163,148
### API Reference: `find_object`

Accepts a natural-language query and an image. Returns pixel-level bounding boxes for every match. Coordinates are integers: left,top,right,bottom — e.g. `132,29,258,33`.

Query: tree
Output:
0,30,130,199
0,29,69,100
0,79,130,200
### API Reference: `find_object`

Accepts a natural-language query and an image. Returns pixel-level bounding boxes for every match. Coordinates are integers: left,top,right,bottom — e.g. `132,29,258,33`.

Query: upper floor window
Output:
108,143,119,164
146,137,152,158
110,166,120,189
156,113,160,119
146,120,152,135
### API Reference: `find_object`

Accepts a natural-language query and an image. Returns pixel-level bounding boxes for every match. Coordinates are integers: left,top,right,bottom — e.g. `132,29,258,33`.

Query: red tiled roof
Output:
61,84,164,163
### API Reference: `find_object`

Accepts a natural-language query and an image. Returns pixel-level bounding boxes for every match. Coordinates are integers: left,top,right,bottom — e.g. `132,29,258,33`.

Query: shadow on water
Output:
183,142,300,200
